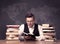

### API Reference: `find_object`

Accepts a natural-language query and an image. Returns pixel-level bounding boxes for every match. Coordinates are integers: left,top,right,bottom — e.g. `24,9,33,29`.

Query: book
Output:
21,32,36,40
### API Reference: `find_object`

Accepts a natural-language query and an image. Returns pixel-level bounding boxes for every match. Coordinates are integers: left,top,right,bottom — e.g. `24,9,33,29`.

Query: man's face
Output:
26,17,35,27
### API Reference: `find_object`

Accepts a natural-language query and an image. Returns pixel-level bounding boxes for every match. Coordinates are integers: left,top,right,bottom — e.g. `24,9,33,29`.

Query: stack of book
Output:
42,24,56,41
6,25,20,40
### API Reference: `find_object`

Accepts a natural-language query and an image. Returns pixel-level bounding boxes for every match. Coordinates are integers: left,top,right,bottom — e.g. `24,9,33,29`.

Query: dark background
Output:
0,0,60,40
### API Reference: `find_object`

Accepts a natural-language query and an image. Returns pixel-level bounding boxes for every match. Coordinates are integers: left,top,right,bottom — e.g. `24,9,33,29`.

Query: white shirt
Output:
18,24,45,41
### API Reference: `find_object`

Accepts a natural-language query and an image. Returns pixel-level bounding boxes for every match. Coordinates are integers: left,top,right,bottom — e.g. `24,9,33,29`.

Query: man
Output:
19,13,45,41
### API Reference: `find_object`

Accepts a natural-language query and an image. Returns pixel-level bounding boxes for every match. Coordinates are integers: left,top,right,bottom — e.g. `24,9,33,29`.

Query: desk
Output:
0,40,59,44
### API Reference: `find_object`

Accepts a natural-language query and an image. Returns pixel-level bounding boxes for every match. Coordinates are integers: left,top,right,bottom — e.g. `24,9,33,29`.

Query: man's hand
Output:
24,36,31,40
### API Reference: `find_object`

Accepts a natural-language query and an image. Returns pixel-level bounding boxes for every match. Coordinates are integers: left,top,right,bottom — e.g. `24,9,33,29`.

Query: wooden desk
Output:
0,40,59,44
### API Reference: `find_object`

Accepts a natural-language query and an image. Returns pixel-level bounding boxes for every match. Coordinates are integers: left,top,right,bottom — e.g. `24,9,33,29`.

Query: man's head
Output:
25,13,35,27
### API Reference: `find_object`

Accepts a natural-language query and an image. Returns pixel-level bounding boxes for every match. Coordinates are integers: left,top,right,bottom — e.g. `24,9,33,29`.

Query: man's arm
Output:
36,25,45,41
18,24,24,36
18,24,25,41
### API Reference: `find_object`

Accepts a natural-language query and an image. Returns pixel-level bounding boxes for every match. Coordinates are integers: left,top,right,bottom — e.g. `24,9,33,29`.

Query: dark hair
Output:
25,13,35,19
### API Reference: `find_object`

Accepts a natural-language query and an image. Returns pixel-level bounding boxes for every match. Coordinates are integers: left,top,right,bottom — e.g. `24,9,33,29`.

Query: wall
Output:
0,0,60,39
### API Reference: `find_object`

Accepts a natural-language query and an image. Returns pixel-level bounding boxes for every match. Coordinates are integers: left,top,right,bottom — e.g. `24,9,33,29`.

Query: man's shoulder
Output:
38,24,41,26
20,24,25,26
37,24,42,28
19,24,24,29
35,24,41,26
35,24,42,28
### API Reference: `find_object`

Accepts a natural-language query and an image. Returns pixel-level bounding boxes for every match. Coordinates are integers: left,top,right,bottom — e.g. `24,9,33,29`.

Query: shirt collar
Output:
28,25,35,28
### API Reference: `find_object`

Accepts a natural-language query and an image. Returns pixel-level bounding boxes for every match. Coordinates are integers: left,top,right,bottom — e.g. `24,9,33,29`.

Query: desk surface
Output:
0,40,59,44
